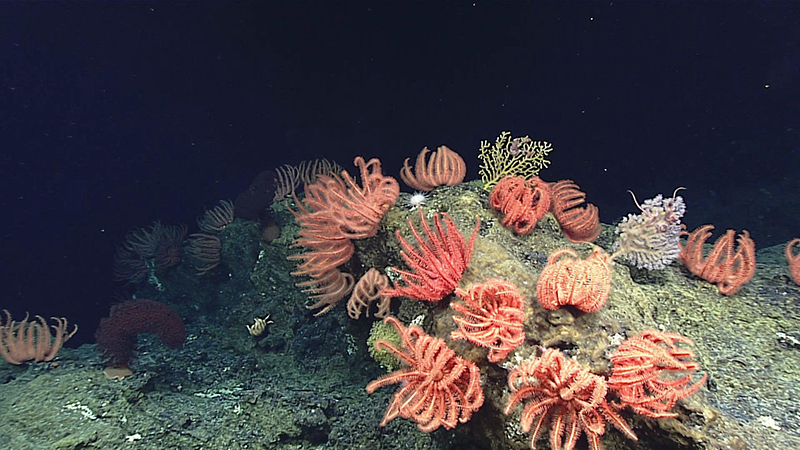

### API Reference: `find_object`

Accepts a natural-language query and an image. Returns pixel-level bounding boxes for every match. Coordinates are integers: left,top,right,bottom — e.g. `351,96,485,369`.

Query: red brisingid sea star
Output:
382,207,479,302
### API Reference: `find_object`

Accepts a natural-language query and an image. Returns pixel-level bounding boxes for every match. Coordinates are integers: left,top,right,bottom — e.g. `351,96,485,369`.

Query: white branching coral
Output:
611,188,686,270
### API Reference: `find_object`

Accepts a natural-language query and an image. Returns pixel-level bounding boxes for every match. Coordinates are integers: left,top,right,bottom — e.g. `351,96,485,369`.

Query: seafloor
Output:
1,182,798,450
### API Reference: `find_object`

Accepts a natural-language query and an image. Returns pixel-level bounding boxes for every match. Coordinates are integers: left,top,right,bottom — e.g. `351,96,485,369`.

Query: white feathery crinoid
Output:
406,191,429,210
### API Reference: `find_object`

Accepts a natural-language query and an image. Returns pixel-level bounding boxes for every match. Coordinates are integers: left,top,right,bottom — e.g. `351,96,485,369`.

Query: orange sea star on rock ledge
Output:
366,316,484,432
451,279,525,362
679,224,756,295
504,348,636,450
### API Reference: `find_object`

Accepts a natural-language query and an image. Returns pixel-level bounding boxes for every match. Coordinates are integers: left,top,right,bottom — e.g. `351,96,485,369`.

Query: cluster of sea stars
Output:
505,330,706,450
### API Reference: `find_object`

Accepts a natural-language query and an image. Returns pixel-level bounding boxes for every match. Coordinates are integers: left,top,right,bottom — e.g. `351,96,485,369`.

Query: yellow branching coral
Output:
478,131,553,190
